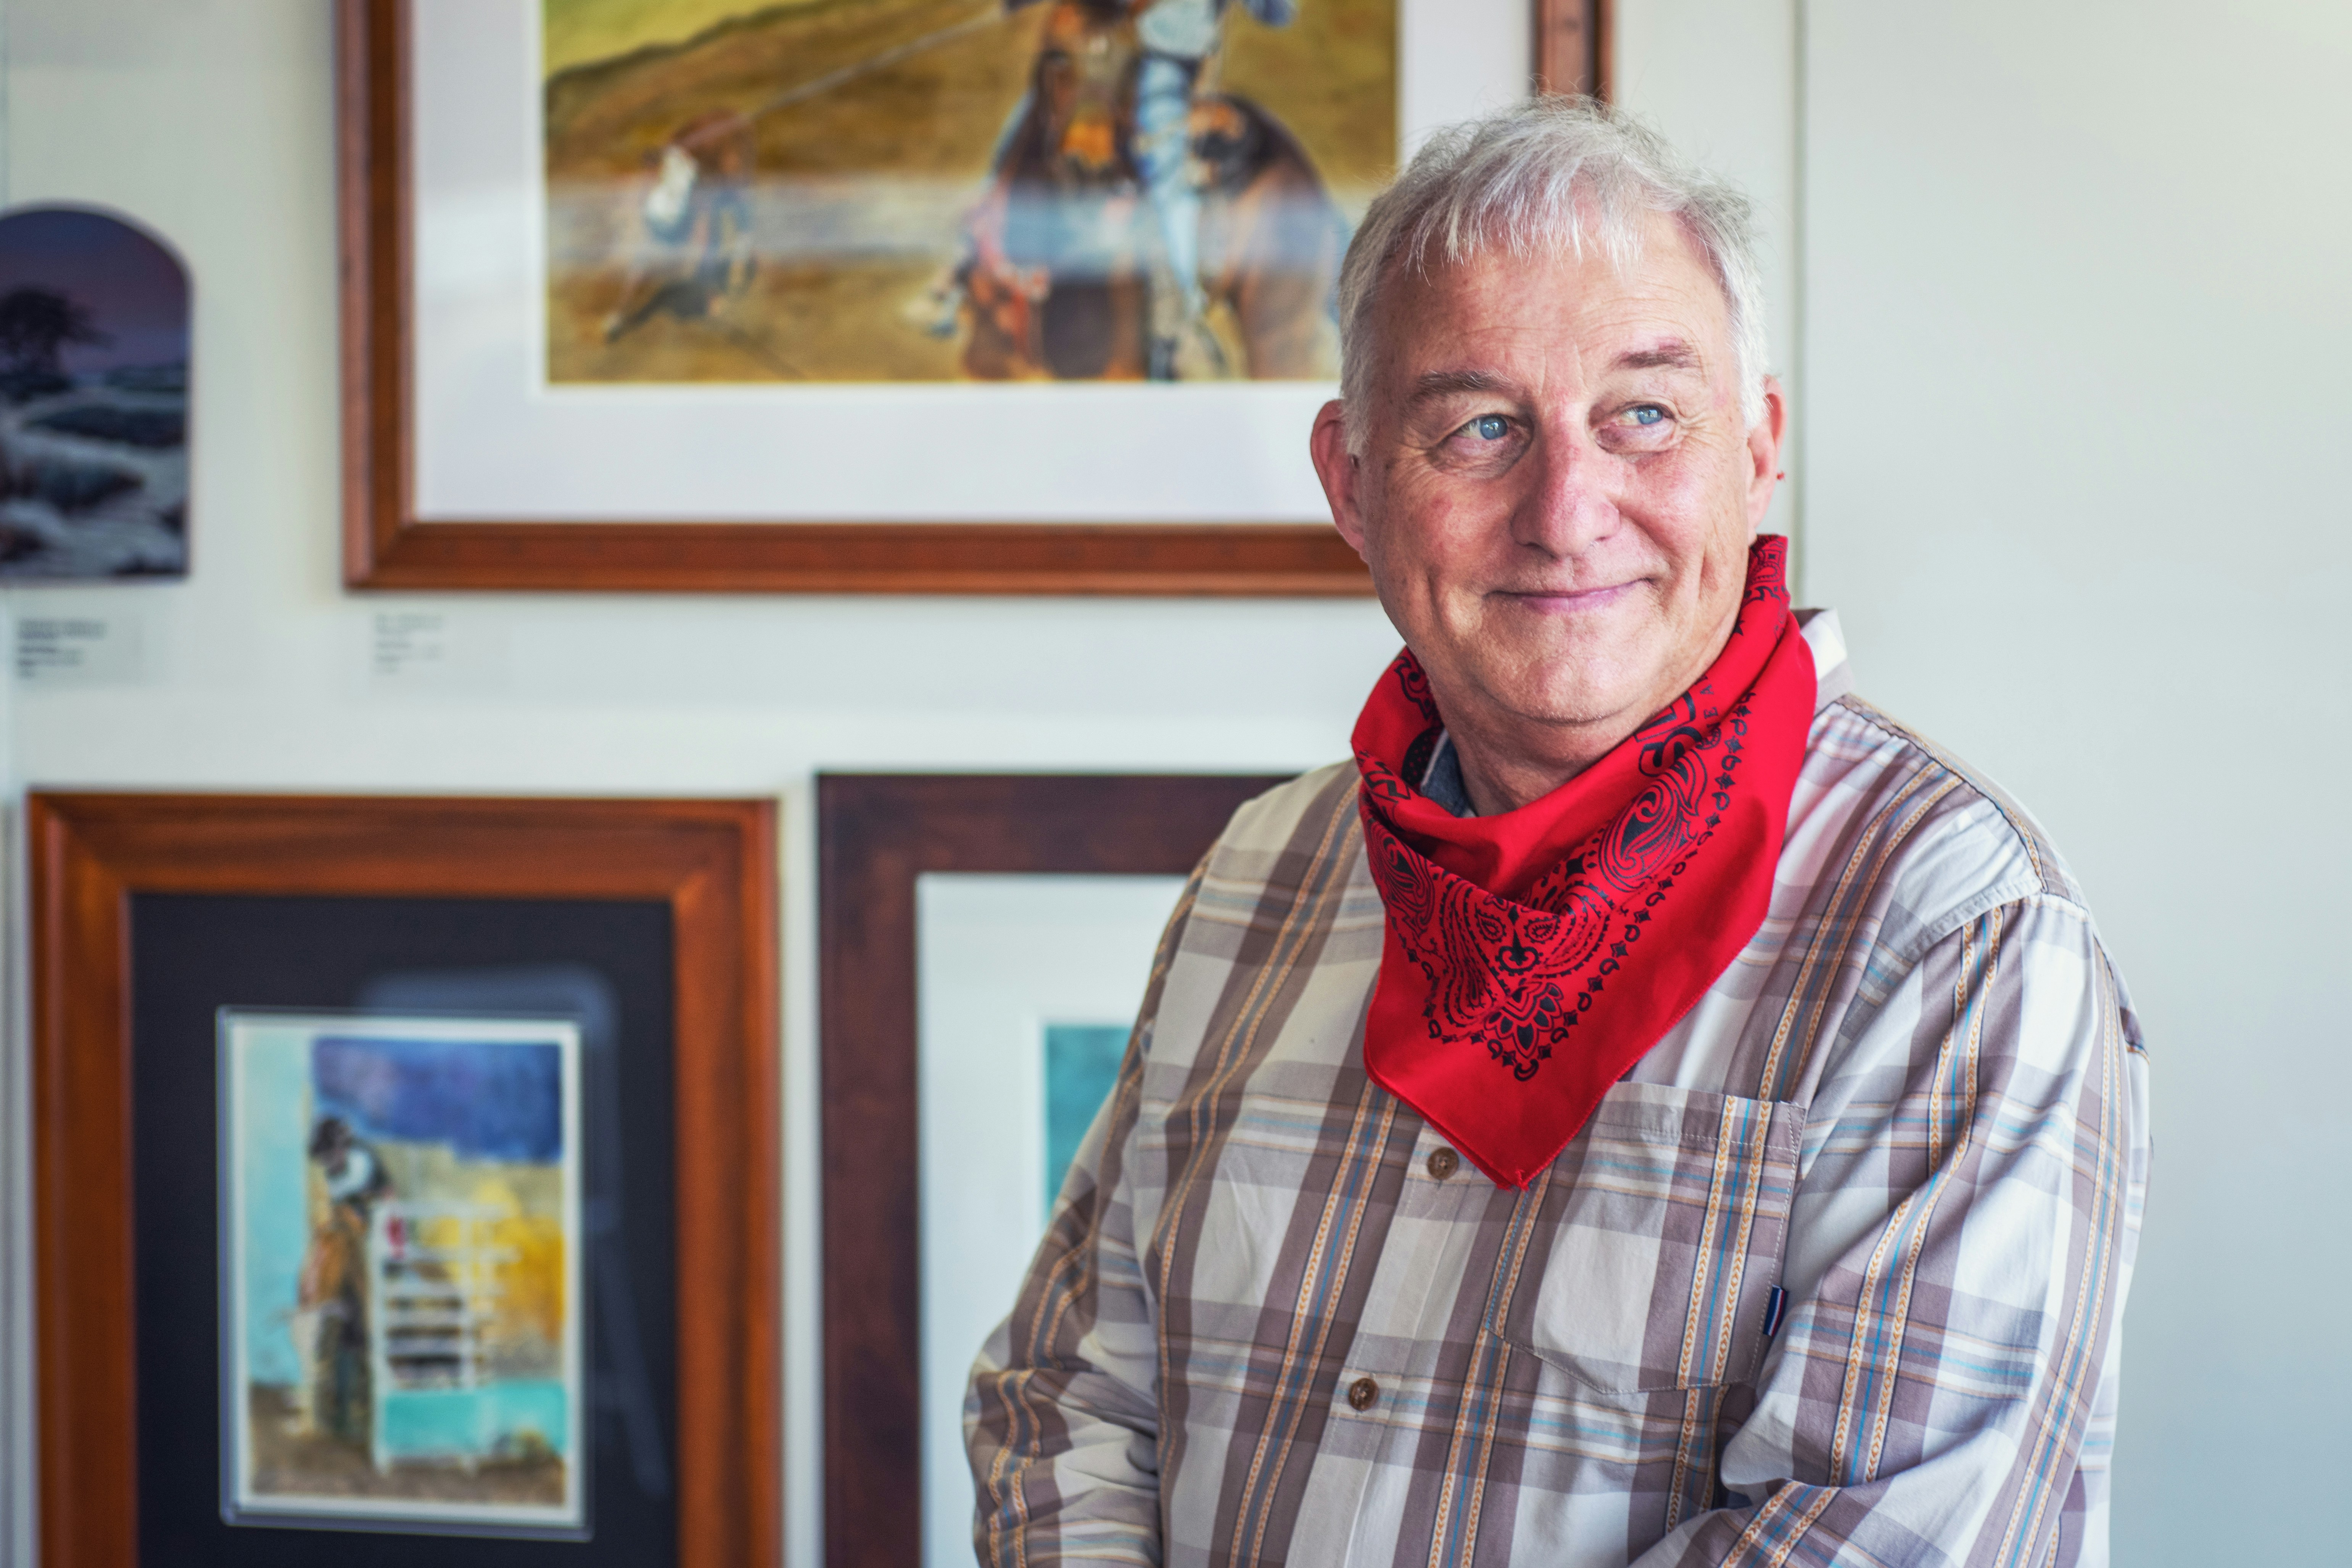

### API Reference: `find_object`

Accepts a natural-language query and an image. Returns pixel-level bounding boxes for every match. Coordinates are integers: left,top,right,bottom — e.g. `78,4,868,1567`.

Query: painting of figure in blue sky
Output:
0,205,188,578
221,1012,586,1537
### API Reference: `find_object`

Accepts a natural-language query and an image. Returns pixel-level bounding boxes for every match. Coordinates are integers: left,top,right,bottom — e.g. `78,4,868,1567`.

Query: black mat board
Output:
129,893,678,1566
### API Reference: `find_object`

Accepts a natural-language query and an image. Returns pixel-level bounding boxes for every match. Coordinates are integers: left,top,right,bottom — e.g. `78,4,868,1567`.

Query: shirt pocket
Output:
1492,1082,1804,1395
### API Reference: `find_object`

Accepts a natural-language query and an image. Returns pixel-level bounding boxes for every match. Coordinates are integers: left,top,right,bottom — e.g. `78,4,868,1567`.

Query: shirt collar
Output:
1795,607,1854,711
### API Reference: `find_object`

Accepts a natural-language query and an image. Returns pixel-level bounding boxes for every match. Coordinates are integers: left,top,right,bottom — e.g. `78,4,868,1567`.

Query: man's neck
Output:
1435,648,1737,816
1448,726,1619,816
1423,602,1750,816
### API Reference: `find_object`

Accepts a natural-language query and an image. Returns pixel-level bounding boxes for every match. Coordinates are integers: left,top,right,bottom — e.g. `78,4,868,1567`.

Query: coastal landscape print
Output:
0,206,188,578
544,0,1395,384
222,1013,585,1536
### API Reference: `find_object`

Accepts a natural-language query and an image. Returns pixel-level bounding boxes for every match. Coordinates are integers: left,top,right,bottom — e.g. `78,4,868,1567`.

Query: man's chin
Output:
1469,669,1655,737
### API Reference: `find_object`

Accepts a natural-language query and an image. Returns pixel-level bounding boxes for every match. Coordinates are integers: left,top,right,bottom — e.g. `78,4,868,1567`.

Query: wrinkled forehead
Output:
1370,211,1733,377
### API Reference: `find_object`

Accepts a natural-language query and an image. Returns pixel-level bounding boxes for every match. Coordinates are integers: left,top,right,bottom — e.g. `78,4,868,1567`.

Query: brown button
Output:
1426,1146,1460,1180
1346,1376,1379,1412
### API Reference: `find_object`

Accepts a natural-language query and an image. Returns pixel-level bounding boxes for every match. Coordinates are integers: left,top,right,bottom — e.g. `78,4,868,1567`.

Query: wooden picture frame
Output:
28,792,779,1568
817,773,1288,1568
1537,0,1612,103
336,0,1603,596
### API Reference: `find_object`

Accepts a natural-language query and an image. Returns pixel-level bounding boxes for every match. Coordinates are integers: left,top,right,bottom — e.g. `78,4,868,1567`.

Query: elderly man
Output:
968,98,2147,1566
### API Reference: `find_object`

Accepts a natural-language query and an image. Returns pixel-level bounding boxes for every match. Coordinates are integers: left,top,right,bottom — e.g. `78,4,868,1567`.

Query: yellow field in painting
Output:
372,1140,568,1370
544,0,1396,383
544,0,827,76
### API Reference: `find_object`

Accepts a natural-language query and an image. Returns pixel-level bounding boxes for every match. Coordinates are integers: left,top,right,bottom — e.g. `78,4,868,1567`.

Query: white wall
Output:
1610,0,1800,547
5,1,2347,1564
1801,3,2352,1562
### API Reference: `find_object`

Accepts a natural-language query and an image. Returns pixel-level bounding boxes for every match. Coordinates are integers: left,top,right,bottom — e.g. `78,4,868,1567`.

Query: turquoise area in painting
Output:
379,1381,571,1459
1043,1024,1128,1218
238,1027,315,1387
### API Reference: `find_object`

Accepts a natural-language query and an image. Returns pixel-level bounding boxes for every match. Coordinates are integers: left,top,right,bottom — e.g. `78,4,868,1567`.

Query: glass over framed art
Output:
27,793,778,1568
340,0,1607,592
218,1010,588,1538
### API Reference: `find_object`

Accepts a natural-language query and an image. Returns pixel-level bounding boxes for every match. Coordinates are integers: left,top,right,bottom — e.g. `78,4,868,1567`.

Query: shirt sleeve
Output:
963,868,1206,1566
1633,895,2151,1568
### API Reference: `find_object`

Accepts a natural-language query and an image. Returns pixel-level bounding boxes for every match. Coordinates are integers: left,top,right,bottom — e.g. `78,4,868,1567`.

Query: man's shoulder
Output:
1189,761,1367,908
1806,694,2093,951
1198,705,2102,963
1215,760,1358,849
1157,762,1379,979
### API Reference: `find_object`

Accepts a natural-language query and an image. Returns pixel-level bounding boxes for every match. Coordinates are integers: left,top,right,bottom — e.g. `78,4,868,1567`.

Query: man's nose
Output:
1510,422,1620,557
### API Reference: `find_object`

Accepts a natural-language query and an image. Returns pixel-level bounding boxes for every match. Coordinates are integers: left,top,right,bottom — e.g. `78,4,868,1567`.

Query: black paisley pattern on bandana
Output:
1358,670,1757,1082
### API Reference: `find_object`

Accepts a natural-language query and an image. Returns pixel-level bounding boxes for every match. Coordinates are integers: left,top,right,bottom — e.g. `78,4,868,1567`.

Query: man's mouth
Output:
1491,581,1638,614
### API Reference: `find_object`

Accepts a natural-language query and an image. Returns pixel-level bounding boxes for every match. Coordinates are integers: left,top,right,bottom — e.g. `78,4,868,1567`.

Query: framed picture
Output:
819,773,1288,1568
29,793,778,1568
218,1010,588,1537
0,204,192,580
340,0,1605,594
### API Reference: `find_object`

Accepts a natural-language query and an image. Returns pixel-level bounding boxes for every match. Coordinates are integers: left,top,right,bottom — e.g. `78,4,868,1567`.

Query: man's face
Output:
1313,215,1785,778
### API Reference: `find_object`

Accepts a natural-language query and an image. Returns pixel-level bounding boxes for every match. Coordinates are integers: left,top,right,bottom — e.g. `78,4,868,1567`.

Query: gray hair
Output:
1337,95,1770,452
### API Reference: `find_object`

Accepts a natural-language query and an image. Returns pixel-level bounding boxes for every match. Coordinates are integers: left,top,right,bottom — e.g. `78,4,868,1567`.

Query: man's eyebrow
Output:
1405,369,1516,404
1613,340,1704,373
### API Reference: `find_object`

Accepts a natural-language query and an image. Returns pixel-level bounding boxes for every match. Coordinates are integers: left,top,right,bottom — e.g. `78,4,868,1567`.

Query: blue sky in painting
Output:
312,1036,564,1162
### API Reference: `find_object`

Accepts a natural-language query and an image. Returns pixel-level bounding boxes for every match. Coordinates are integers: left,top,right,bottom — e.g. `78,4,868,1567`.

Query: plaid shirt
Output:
967,615,2150,1567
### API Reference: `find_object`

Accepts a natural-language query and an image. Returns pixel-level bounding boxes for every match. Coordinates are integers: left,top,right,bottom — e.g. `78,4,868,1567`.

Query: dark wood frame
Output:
817,773,1286,1568
336,0,1605,594
1536,0,1613,103
28,793,780,1568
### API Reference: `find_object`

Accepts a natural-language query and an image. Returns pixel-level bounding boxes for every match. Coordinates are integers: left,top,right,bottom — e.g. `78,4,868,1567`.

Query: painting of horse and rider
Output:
544,0,1396,384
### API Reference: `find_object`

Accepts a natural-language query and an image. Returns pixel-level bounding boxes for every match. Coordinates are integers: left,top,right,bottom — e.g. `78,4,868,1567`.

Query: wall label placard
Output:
367,610,509,693
15,613,144,686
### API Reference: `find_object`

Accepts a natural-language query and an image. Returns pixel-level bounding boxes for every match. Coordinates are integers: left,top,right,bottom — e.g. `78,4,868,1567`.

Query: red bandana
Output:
1352,536,1816,1188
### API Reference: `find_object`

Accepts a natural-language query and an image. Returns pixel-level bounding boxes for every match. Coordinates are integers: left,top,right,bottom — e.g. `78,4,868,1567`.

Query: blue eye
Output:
1630,406,1665,426
1473,414,1508,440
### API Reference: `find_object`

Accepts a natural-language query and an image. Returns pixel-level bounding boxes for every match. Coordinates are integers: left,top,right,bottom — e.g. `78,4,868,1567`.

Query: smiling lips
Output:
1492,580,1640,614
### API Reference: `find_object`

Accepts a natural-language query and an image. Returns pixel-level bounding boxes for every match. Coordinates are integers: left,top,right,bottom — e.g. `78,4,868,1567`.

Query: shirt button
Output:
1426,1146,1460,1180
1347,1376,1379,1412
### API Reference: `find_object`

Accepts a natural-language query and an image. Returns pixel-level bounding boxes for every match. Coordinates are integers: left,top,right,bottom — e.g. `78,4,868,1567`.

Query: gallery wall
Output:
3,1,2347,1565
0,5,1388,1563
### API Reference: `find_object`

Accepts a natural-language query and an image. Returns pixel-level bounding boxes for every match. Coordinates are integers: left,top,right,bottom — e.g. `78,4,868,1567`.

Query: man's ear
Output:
1309,399,1372,559
1744,375,1789,531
